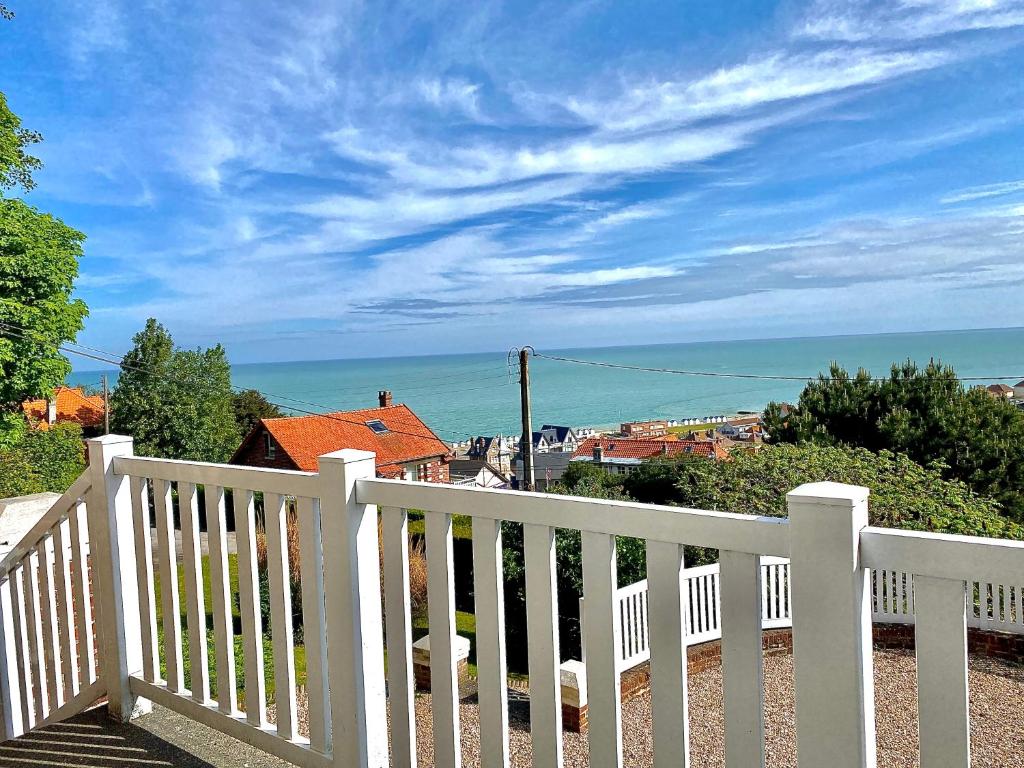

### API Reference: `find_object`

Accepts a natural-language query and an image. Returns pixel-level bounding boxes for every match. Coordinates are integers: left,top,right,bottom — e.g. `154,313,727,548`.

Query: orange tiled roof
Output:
573,437,728,461
234,404,451,473
22,387,105,430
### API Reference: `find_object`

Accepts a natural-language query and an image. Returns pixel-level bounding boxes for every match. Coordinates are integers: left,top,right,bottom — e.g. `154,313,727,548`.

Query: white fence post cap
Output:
318,448,376,464
787,482,869,507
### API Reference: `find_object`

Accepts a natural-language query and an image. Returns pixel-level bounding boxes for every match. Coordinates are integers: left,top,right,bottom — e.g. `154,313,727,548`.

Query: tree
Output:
232,389,284,437
763,360,1024,521
110,319,240,462
0,91,41,192
0,422,86,497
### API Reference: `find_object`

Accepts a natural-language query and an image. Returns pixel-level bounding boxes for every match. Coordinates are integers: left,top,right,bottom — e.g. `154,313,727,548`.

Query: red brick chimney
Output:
378,390,393,407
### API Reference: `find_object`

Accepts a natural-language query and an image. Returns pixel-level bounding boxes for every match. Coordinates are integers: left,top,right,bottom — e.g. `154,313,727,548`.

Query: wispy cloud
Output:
941,178,1024,203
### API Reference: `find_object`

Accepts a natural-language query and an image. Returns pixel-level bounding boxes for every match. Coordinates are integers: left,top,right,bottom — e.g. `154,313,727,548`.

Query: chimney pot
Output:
661,442,669,455
593,443,604,463
378,390,393,408
46,398,57,425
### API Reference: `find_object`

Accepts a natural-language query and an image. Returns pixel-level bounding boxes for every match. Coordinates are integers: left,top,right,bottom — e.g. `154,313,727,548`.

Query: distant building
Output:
532,424,579,453
231,390,451,482
620,420,669,438
514,451,573,491
987,383,1015,400
22,387,105,436
448,458,508,488
571,437,728,474
465,435,514,474
1013,380,1024,400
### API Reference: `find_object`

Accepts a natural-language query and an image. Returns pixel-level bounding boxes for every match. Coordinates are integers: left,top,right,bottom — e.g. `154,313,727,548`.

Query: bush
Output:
0,422,85,498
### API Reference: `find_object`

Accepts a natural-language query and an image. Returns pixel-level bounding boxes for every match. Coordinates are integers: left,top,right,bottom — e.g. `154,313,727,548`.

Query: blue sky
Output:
4,0,1024,365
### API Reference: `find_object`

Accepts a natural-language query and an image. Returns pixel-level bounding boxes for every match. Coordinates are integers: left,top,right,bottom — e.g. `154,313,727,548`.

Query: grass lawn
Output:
407,511,474,540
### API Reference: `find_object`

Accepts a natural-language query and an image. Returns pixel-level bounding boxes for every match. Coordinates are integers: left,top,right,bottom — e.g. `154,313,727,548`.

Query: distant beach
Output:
69,327,1024,440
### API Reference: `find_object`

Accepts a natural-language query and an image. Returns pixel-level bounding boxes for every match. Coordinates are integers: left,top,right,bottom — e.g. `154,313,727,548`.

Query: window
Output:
365,419,390,434
264,432,275,459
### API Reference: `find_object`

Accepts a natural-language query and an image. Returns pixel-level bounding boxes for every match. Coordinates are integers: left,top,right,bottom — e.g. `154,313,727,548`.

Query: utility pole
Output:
519,347,535,491
102,374,110,435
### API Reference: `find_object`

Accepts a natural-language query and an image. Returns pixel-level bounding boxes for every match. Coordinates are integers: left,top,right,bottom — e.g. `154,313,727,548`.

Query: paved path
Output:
0,705,292,768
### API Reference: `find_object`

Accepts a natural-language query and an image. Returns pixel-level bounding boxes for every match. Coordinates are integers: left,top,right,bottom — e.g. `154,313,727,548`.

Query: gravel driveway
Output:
397,649,1024,767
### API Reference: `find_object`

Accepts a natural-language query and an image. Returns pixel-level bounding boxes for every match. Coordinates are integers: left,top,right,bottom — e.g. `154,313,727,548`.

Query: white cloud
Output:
941,178,1024,203
799,0,1024,42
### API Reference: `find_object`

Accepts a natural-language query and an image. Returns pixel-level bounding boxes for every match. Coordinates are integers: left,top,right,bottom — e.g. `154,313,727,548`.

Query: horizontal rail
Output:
860,527,1024,585
0,474,91,582
130,677,331,768
114,456,320,497
358,478,791,556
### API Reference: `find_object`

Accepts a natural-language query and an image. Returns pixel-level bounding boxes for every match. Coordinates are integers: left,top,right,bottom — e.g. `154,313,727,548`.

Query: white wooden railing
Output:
2,438,1024,768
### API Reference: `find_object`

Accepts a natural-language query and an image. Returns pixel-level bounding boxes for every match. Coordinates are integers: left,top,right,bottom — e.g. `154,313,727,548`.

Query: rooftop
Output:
22,386,105,430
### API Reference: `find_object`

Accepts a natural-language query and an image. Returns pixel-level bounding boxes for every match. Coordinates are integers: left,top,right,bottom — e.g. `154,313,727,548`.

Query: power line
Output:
532,350,1024,383
0,322,488,441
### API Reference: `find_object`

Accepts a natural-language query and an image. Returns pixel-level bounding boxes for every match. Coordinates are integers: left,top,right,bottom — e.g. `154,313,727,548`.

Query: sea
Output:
68,328,1024,443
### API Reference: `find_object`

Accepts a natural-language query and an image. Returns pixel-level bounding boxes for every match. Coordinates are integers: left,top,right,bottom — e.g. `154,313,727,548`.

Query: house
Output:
230,390,451,481
571,436,729,474
22,386,105,436
447,457,508,488
514,451,573,491
986,383,1015,400
620,420,669,438
533,424,579,453
529,431,553,454
1014,379,1024,399
465,434,514,474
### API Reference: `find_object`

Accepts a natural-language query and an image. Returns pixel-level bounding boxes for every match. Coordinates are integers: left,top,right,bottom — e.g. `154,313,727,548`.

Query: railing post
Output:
787,482,875,768
319,449,388,768
87,435,149,721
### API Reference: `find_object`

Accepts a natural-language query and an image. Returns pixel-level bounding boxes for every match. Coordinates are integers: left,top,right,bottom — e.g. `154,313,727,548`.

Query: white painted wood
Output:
914,575,970,768
67,500,95,684
787,482,875,768
37,678,104,727
645,540,689,768
8,566,33,729
129,677,329,768
471,516,509,768
0,574,25,740
114,455,319,498
358,478,790,557
153,476,184,693
425,510,461,768
861,525,1024,585
318,449,388,768
130,476,159,683
523,522,563,768
23,553,46,722
0,474,90,580
88,436,148,721
36,534,62,711
719,550,764,768
382,506,417,768
52,516,79,701
204,485,237,715
265,492,297,739
232,488,267,727
179,482,210,704
581,531,623,768
297,496,330,755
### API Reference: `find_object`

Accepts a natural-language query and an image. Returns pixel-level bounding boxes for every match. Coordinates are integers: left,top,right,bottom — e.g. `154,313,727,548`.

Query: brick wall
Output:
232,431,299,471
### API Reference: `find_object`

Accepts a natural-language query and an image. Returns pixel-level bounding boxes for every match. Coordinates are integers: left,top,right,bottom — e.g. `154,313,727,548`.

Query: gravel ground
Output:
281,649,1024,767
409,650,1024,767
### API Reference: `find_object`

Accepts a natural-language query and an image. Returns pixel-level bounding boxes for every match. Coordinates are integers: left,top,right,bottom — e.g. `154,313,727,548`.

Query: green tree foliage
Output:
110,319,240,462
0,91,41,192
232,389,284,437
0,422,86,497
763,360,1024,521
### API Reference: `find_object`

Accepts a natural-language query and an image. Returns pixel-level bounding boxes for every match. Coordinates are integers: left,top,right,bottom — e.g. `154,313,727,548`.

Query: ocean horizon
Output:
68,327,1024,441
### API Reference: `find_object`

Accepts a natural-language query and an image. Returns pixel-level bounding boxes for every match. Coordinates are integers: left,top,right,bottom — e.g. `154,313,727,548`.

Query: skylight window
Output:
366,419,390,434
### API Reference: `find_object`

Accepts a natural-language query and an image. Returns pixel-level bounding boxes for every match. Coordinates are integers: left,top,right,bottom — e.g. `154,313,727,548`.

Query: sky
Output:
4,0,1024,365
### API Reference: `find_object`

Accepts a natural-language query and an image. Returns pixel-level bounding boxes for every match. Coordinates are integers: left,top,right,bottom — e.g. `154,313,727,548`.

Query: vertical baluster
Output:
204,485,237,714
297,497,329,752
914,575,970,766
714,571,723,632
23,554,46,720
37,534,63,711
524,523,563,768
720,551,765,768
767,565,776,621
129,477,159,683
9,567,33,729
472,516,509,768
179,483,210,703
646,541,689,768
761,563,769,623
582,531,623,768
425,510,461,768
0,573,25,739
265,493,297,739
67,501,95,684
233,489,267,726
52,516,79,701
382,506,417,768
153,478,183,692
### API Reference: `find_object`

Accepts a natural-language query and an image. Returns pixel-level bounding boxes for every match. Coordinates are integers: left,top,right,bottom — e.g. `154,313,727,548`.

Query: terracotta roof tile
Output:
233,404,450,473
22,387,105,430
